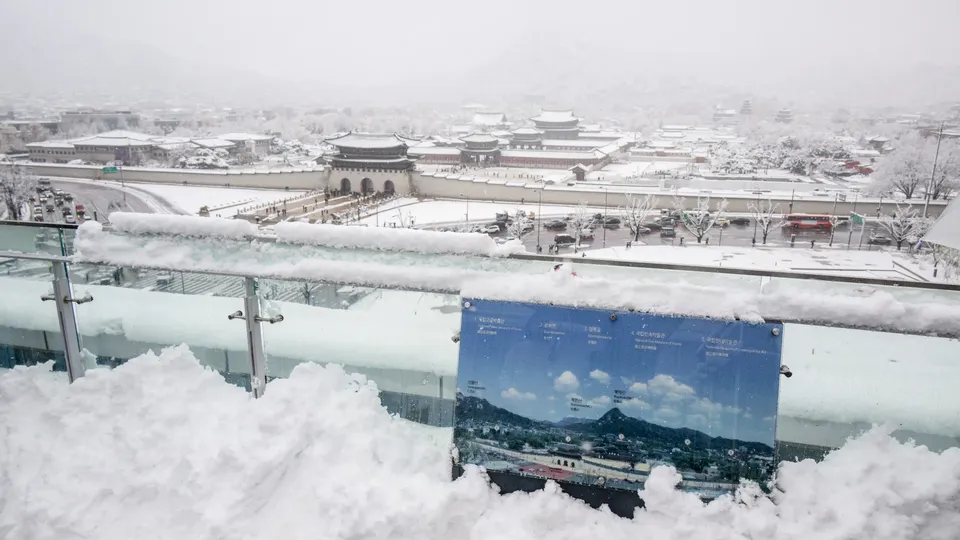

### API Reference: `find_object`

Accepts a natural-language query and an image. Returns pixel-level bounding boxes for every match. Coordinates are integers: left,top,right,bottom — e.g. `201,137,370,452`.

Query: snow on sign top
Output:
104,212,259,239
323,132,411,149
273,222,525,257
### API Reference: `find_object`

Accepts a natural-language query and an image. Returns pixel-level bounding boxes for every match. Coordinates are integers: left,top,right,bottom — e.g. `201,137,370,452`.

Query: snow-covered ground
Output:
128,183,306,215
360,197,606,227
582,244,937,281
2,346,959,539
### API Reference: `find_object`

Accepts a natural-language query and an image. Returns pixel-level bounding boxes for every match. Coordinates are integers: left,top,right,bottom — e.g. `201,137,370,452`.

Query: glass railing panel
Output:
777,322,960,460
0,271,70,373
0,221,76,257
62,267,252,389
258,278,460,426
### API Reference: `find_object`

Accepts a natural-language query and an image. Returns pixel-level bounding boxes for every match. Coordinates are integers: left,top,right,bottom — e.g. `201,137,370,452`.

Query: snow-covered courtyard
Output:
126,183,306,215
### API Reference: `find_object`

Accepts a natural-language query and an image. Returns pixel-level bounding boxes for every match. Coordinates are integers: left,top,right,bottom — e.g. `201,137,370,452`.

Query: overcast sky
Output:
2,0,959,108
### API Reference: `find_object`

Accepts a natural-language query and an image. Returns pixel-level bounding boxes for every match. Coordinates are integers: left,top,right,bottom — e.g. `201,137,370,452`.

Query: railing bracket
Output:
227,310,245,320
254,314,284,324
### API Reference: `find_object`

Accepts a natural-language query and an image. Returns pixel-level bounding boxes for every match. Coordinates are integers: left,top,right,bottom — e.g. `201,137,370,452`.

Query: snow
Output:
103,212,259,239
0,277,459,378
2,346,959,539
583,244,934,281
924,197,960,250
72,224,546,293
273,221,526,256
127,183,306,215
461,264,960,337
359,197,608,226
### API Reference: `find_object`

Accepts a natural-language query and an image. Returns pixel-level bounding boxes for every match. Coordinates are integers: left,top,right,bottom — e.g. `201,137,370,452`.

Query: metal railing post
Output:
227,277,283,398
244,277,268,397
44,262,90,382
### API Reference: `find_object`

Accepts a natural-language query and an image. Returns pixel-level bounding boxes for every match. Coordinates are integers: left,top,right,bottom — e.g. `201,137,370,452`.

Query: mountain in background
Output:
455,394,772,454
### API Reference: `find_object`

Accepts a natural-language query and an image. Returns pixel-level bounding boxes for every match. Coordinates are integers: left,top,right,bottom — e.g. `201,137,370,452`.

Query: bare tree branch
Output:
618,194,659,242
748,199,782,245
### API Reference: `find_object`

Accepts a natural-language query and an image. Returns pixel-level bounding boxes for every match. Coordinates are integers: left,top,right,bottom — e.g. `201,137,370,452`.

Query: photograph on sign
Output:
454,299,783,499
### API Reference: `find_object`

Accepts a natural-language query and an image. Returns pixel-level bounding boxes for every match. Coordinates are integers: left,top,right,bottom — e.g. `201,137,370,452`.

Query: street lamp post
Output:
752,192,760,243
923,122,944,218
536,188,543,250
459,193,469,224
602,188,608,249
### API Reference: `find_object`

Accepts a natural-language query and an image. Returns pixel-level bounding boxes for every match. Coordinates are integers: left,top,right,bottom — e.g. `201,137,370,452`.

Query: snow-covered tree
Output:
928,141,960,200
506,210,532,239
21,123,50,144
748,199,782,244
678,196,727,243
878,203,927,250
868,132,945,199
569,202,594,246
618,194,659,242
928,243,960,280
0,163,37,221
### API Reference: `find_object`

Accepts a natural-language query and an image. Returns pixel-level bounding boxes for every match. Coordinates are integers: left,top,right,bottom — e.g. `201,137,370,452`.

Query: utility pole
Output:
536,188,542,249
923,122,944,218
602,188,608,248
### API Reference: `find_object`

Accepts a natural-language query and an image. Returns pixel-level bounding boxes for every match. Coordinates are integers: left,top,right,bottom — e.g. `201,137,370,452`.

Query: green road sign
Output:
850,213,864,225
102,166,118,174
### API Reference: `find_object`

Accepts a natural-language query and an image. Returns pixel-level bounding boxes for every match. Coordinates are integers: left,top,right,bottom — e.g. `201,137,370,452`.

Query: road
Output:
38,178,181,224
514,219,887,253
432,211,890,253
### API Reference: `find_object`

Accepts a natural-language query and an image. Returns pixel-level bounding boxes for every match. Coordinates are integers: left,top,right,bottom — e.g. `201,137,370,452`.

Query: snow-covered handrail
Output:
105,212,258,239
273,221,525,257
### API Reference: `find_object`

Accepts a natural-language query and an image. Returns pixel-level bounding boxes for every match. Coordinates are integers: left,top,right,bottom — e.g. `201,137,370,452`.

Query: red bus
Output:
782,214,833,230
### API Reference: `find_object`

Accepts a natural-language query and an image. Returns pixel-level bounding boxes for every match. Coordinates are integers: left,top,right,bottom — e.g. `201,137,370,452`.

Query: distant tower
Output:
740,99,753,115
775,108,794,123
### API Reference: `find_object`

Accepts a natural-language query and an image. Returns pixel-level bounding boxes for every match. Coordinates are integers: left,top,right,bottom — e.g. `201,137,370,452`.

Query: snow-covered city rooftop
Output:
2,3,960,535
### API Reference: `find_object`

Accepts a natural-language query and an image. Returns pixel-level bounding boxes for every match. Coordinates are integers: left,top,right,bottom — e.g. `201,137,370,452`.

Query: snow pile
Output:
274,221,525,256
2,347,960,540
103,212,259,239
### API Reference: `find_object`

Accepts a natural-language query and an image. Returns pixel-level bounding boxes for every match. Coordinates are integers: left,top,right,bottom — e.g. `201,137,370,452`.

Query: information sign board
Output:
454,299,783,499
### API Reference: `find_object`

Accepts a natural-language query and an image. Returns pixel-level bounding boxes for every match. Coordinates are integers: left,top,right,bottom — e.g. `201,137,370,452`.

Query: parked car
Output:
642,220,662,231
554,234,577,246
729,217,751,226
482,225,501,234
660,227,677,238
544,221,567,230
868,234,892,245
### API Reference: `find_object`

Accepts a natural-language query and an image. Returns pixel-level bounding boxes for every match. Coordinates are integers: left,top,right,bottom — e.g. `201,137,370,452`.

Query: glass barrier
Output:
64,265,252,389
777,323,960,460
258,278,459,427
0,222,76,257
0,270,70,373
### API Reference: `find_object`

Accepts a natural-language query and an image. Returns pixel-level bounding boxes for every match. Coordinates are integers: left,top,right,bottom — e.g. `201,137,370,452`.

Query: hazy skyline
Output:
2,0,960,108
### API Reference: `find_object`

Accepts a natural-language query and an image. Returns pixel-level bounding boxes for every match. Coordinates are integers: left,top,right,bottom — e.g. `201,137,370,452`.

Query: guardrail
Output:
1,219,958,457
